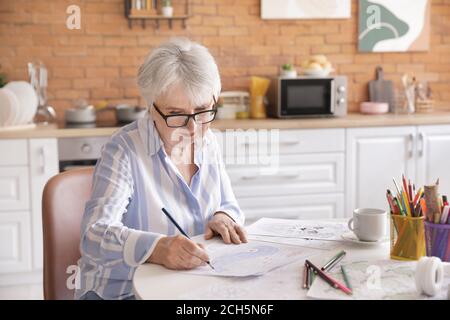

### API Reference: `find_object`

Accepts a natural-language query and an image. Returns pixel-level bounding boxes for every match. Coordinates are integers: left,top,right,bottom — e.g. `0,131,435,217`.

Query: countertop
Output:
2,111,450,139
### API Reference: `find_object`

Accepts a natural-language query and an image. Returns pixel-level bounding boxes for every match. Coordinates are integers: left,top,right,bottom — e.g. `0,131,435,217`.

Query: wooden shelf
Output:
124,0,190,29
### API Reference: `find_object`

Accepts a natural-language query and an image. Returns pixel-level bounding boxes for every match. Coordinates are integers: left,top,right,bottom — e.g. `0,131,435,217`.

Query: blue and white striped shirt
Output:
74,115,244,300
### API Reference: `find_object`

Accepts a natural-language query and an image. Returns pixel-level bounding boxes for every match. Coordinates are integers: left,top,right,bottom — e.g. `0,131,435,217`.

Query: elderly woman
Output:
75,38,247,300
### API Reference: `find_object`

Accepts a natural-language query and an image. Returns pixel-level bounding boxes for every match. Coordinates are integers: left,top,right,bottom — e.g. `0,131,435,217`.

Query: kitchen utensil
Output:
96,103,148,123
369,66,394,112
116,104,148,123
65,100,96,124
28,61,56,124
4,81,38,125
360,102,389,114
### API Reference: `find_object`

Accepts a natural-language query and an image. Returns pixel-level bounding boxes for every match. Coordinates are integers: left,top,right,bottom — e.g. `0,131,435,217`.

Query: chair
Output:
42,167,94,300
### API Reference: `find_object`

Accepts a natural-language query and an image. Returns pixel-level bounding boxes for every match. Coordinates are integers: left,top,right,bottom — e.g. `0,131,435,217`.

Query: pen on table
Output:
161,207,215,270
321,250,346,272
340,265,352,290
306,260,352,295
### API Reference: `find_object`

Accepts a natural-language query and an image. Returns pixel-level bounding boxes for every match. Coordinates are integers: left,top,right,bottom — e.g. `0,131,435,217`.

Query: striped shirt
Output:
74,115,244,300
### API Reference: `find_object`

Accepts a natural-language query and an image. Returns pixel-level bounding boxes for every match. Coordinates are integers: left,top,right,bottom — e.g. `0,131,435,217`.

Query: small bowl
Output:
302,68,333,77
360,102,389,115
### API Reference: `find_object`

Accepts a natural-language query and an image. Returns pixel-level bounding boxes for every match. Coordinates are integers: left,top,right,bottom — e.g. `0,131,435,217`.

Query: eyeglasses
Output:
152,96,218,128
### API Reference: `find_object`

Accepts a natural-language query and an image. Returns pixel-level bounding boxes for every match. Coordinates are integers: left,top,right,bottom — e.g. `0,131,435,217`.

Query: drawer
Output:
239,193,345,226
0,167,30,211
0,213,32,273
215,128,345,160
0,140,28,166
58,136,109,161
226,153,344,197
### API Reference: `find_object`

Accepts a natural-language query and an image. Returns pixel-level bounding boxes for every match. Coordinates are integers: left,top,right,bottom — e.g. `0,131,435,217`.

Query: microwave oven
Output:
267,76,347,118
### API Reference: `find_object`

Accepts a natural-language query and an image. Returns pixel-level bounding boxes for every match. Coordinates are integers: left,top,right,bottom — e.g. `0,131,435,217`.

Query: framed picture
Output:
261,0,351,20
358,0,430,52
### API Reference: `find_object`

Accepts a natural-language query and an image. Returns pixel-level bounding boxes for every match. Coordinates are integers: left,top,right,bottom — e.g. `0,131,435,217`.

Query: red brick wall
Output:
0,0,449,120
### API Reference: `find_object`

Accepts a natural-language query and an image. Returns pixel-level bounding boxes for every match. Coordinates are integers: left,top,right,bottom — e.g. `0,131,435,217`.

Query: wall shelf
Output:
124,0,190,30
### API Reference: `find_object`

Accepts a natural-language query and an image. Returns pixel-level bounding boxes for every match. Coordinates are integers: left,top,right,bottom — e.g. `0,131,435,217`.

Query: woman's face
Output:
151,84,215,151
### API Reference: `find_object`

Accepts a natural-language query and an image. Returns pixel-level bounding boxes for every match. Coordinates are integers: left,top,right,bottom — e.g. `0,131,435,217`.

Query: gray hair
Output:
137,37,221,107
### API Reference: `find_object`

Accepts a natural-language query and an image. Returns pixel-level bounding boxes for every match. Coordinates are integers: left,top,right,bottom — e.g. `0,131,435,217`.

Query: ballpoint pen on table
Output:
161,207,215,270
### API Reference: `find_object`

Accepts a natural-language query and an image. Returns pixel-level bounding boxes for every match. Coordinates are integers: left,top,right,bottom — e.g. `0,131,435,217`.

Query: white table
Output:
133,234,391,300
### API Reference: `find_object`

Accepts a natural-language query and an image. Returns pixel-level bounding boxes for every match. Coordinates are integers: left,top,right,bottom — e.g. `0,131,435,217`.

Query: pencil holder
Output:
424,221,450,262
390,215,426,261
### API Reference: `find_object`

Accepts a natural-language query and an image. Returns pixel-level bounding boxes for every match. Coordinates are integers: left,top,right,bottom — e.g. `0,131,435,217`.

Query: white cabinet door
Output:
0,213,32,273
346,126,416,216
29,139,59,270
0,167,29,211
416,125,450,195
239,193,344,226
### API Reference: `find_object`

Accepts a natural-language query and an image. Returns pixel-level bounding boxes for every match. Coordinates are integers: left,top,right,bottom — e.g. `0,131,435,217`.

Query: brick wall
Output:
0,0,449,120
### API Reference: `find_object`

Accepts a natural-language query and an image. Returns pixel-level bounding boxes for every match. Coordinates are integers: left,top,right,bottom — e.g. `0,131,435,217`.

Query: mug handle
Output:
348,217,354,231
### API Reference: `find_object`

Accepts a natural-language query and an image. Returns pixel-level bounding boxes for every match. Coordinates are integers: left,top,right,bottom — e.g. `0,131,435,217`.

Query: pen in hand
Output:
161,208,215,270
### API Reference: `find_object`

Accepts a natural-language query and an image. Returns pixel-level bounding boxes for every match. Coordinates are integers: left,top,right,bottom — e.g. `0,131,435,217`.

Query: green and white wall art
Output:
359,0,430,52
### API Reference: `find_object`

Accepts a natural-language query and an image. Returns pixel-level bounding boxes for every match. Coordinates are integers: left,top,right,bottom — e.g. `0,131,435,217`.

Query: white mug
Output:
348,208,387,242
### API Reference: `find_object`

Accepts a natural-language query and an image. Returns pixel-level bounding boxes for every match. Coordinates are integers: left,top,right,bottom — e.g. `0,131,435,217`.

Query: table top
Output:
133,234,390,300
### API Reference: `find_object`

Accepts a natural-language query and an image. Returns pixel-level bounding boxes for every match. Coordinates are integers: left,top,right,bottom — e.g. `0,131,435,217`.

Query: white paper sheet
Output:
182,239,313,277
307,259,450,300
247,218,348,241
247,234,341,251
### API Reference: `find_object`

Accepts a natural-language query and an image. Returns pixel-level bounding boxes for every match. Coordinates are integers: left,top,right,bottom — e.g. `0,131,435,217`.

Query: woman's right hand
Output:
147,235,210,270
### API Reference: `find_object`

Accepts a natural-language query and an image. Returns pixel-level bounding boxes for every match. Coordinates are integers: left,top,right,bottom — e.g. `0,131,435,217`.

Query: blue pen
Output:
161,207,215,270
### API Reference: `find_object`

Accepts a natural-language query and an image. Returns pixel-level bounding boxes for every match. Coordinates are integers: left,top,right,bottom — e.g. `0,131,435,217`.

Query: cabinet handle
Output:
408,134,414,158
40,146,48,175
280,140,300,146
241,172,300,180
240,140,299,146
418,132,424,157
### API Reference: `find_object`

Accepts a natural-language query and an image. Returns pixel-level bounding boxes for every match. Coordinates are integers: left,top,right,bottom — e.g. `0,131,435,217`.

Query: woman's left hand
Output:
204,212,248,244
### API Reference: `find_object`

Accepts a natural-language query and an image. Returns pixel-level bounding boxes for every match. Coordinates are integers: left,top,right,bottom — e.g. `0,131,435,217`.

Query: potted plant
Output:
0,64,6,88
280,63,297,78
161,0,173,17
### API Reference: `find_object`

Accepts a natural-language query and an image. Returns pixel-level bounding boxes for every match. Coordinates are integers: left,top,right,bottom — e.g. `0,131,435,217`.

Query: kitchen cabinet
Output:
346,127,416,214
215,128,346,223
0,138,58,286
346,125,450,216
416,125,450,194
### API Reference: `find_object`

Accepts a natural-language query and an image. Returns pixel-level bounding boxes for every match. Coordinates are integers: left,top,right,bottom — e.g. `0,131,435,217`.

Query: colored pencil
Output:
306,260,352,295
303,263,309,289
161,207,215,270
321,250,346,272
341,265,352,290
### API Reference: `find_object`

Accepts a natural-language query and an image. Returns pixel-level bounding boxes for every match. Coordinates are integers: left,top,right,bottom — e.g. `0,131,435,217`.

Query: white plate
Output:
0,88,21,126
341,231,388,246
5,81,38,125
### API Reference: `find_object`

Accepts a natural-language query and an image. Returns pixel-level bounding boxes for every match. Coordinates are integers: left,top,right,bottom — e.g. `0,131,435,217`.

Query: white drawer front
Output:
0,213,31,273
214,128,345,160
0,167,29,211
0,140,28,166
226,153,344,197
239,193,344,226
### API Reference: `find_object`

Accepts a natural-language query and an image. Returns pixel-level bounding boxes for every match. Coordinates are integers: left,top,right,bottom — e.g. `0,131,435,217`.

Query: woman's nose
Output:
186,117,197,135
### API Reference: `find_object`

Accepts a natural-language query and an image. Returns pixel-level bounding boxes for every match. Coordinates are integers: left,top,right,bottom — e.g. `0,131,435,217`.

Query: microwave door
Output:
281,79,332,116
